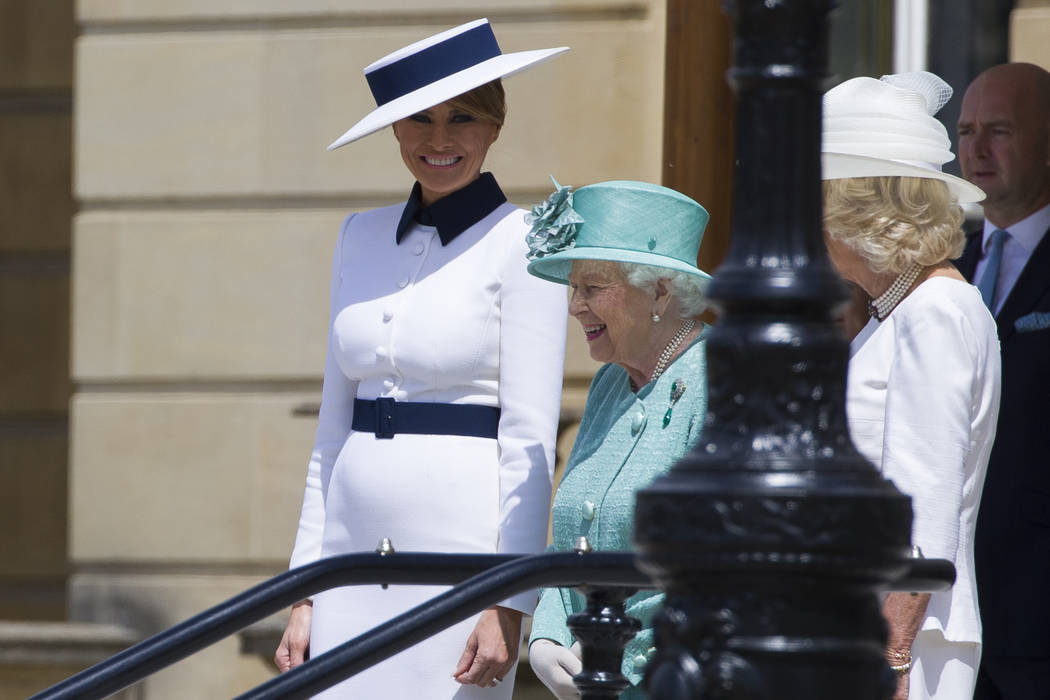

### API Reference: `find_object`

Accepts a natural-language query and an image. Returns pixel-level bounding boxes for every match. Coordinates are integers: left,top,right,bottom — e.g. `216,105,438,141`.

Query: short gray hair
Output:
620,262,709,318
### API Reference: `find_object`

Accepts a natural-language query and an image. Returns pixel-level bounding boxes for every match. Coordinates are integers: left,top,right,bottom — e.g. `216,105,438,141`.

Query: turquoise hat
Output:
524,179,711,285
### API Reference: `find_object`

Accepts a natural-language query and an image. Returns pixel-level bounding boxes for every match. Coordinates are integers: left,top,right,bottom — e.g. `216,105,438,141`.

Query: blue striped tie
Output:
976,229,1008,310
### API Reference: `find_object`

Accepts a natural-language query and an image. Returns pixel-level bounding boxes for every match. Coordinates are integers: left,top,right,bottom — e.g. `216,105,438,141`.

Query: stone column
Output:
0,0,75,623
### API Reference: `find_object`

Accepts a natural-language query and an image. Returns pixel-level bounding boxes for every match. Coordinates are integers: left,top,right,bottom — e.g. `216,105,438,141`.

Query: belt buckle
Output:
375,397,396,439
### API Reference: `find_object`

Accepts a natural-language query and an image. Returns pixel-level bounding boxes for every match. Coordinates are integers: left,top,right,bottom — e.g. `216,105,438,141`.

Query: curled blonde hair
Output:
822,176,965,274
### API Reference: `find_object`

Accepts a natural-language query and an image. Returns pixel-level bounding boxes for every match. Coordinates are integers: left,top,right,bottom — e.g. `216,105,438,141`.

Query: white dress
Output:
290,199,567,698
847,277,1000,699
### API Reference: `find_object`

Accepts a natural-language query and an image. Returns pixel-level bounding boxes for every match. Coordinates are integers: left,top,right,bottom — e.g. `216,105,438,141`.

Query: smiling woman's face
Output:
392,101,500,206
567,260,656,368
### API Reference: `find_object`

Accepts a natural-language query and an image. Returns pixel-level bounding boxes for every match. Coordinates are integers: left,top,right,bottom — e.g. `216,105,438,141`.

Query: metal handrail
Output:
29,550,952,700
237,554,955,700
236,551,651,700
29,551,642,700
29,552,518,700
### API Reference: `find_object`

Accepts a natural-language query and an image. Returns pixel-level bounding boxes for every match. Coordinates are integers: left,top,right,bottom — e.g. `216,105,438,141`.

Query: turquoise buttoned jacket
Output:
530,333,709,696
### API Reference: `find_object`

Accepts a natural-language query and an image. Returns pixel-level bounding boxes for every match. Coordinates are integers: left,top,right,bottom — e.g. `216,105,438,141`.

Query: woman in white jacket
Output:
273,20,569,698
822,72,1001,700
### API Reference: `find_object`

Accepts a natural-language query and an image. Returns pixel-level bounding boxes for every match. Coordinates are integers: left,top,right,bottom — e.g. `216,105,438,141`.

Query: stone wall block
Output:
72,211,339,380
1010,9,1050,67
69,393,317,562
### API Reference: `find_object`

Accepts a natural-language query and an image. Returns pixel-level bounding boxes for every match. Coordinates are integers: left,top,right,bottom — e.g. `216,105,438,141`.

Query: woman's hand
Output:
528,638,582,700
882,591,930,700
891,667,910,700
453,606,523,687
274,600,313,672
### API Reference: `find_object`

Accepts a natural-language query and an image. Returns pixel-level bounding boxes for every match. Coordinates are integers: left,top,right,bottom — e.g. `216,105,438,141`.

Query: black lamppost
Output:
635,1,912,697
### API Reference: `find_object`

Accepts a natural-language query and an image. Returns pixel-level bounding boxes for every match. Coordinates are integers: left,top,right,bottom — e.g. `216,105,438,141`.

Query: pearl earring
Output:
651,313,661,323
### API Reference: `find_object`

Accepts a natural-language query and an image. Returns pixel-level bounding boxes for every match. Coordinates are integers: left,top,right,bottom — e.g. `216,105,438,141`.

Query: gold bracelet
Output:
887,649,912,676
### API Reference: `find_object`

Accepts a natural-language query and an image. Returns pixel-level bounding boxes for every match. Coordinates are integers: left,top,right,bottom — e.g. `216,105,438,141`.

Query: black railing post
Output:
635,1,913,698
567,586,641,699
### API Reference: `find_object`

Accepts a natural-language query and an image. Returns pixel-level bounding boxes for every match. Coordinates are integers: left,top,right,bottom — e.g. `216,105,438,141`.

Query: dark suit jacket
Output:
956,224,1050,656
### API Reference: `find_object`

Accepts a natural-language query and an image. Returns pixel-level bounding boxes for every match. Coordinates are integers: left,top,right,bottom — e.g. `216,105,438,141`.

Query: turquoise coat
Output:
530,333,709,697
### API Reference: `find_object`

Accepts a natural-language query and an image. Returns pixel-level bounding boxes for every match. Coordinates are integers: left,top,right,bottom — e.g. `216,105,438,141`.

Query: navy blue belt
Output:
352,398,500,439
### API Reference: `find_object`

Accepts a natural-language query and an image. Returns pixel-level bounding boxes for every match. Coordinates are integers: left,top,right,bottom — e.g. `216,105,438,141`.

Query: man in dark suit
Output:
956,62,1050,700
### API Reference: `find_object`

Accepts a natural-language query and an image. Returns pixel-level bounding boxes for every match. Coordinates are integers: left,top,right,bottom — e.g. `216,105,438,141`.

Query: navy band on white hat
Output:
327,19,568,150
365,22,501,106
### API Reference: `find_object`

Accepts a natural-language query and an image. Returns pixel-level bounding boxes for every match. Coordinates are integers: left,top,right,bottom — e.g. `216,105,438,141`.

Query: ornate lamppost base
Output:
633,1,920,697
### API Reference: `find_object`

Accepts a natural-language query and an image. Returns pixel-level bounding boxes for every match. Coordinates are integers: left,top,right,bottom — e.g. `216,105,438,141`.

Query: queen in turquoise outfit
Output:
523,180,713,700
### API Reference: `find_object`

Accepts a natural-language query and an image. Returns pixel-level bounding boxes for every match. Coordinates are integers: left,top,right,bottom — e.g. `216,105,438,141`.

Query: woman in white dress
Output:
822,72,1001,700
273,20,569,698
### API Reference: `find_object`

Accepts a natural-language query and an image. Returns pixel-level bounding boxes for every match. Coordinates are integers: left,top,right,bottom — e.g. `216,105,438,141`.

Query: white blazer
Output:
848,277,1000,645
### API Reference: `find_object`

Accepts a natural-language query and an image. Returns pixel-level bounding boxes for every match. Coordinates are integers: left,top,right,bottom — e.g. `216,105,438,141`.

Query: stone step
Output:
0,621,140,699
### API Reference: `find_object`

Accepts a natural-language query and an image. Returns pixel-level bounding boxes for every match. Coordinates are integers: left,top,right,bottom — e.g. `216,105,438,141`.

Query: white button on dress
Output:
630,410,646,435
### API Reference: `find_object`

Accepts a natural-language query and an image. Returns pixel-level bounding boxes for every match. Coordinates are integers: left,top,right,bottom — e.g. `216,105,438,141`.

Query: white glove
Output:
529,639,582,700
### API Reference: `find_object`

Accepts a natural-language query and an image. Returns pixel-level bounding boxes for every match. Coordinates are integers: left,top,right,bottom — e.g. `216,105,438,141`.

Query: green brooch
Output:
663,378,686,427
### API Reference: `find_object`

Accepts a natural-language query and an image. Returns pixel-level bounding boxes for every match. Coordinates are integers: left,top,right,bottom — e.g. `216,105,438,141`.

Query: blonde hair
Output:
447,79,506,127
822,176,965,274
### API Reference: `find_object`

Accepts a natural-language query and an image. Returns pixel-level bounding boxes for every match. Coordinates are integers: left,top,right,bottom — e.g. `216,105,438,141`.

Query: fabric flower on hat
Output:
525,177,585,260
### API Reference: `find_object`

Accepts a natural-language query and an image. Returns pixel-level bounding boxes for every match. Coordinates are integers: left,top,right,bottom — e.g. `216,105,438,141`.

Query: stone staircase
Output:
0,621,140,699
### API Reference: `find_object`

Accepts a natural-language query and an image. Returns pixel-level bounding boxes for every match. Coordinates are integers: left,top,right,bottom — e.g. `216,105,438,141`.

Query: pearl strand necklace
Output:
651,319,696,382
867,262,924,321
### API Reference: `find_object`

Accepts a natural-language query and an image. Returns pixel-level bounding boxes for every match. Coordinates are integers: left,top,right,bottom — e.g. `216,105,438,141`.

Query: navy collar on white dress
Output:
395,172,507,246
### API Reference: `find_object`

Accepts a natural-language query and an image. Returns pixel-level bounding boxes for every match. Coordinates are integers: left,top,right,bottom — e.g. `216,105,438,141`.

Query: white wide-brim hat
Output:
822,71,986,203
327,19,568,151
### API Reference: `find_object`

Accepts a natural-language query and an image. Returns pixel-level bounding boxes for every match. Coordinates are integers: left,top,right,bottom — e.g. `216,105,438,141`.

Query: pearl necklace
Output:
867,262,924,321
651,319,696,382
